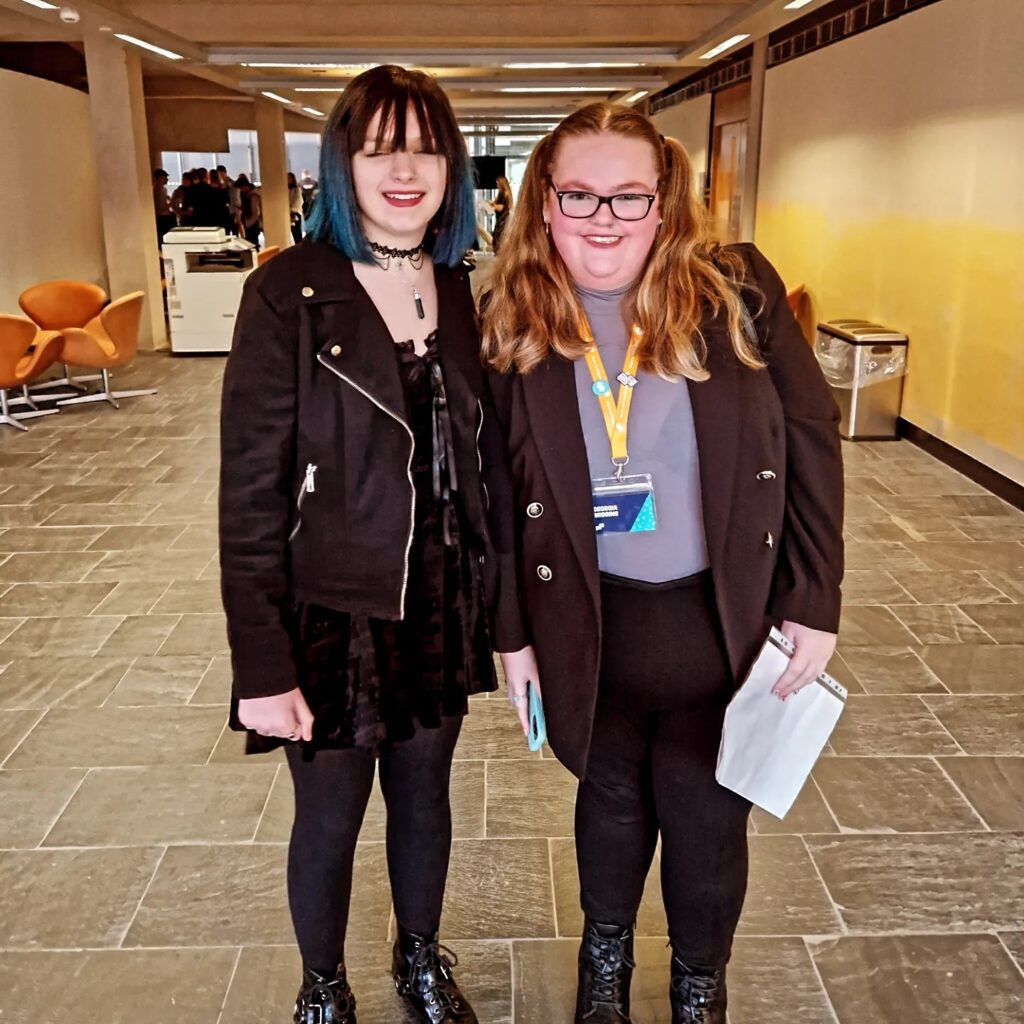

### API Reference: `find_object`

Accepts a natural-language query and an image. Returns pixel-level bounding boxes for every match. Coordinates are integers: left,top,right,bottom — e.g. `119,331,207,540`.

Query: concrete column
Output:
739,35,768,244
83,28,167,350
254,98,291,250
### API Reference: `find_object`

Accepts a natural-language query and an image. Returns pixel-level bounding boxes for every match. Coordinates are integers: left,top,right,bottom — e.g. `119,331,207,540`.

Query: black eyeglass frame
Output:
546,179,658,221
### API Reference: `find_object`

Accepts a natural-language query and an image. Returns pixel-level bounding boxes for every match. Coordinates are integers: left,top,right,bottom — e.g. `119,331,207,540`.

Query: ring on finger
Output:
508,694,523,704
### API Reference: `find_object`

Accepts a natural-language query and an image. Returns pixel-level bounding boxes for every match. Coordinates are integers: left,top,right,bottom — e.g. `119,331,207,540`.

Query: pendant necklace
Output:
369,240,426,319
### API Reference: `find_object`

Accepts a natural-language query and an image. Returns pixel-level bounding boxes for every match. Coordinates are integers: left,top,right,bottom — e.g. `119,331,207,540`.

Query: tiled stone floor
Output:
0,352,1022,1023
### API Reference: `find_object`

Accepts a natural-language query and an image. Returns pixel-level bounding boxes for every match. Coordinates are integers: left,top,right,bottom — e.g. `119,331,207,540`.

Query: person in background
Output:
288,171,304,244
299,168,319,218
220,165,242,235
483,102,844,1024
236,174,262,250
489,174,513,252
170,171,192,225
186,167,229,229
153,168,177,243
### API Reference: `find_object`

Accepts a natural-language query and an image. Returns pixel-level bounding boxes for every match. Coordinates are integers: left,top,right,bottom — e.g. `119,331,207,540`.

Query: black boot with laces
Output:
574,918,635,1023
669,955,727,1024
293,964,357,1024
392,926,478,1024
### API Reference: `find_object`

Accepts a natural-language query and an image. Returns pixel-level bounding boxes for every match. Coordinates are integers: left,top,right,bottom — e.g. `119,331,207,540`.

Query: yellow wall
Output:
652,93,711,198
0,69,107,314
755,0,1024,483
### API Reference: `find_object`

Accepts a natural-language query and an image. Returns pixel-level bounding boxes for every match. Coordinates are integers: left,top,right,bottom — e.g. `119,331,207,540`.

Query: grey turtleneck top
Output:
573,280,710,583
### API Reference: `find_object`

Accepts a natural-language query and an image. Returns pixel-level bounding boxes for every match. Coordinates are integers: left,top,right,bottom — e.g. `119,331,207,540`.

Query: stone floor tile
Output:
0,948,237,1023
840,570,914,605
550,835,666,938
0,526,106,552
961,604,1024,643
440,838,556,939
837,605,920,646
923,695,1024,755
124,842,390,947
1000,933,1024,971
0,551,107,583
0,581,116,617
918,645,1024,694
105,655,211,705
938,757,1024,830
750,777,839,835
0,846,162,948
0,709,42,765
842,541,928,572
0,768,85,847
889,604,996,644
830,695,961,755
86,524,186,551
890,569,1013,606
806,833,1024,932
156,613,229,656
810,934,1024,1024
837,645,947,694
0,656,132,708
45,764,277,846
188,654,231,705
904,542,1024,572
150,579,224,615
97,614,182,657
0,615,124,657
453,699,542,762
39,503,158,527
84,548,213,583
812,756,982,832
981,570,1024,602
4,705,226,768
486,758,577,838
37,483,128,506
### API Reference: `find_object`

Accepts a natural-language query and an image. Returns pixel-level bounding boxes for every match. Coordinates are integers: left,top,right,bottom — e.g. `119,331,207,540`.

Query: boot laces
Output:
409,941,464,1013
585,930,636,1006
670,960,723,1021
295,971,355,1024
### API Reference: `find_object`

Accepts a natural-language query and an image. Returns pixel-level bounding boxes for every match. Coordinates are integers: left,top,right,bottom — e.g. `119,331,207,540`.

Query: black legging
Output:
285,715,463,975
575,572,752,967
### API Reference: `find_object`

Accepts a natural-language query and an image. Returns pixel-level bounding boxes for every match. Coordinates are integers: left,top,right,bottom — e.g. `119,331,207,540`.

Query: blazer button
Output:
526,502,544,518
537,565,553,582
301,286,314,297
757,470,777,481
764,531,775,549
330,345,342,356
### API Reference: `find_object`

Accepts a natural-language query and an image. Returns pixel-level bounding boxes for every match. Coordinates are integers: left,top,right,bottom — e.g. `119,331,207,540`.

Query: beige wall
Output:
652,93,711,197
0,69,107,314
756,0,1024,482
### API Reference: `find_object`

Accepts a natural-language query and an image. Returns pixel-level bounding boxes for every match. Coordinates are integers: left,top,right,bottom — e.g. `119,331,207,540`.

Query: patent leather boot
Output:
392,927,478,1023
574,918,635,1022
669,955,727,1024
293,964,357,1024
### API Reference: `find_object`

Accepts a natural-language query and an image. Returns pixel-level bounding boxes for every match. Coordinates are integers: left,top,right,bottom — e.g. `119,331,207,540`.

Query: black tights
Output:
285,715,463,974
575,573,752,967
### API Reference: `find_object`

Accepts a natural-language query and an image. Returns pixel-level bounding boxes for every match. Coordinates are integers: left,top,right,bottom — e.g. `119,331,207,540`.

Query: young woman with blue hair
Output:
219,65,520,1024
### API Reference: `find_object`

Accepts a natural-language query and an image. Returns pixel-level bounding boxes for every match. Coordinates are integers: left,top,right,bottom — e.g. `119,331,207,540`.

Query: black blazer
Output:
219,240,521,701
489,243,845,778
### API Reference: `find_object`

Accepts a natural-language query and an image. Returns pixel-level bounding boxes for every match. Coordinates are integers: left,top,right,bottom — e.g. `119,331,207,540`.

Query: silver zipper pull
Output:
305,463,317,493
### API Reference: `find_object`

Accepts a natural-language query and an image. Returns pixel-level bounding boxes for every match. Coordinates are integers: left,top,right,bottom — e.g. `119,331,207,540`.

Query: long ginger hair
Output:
482,103,764,378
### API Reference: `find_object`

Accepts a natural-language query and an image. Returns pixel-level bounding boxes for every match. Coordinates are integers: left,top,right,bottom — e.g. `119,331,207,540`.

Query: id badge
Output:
592,474,658,534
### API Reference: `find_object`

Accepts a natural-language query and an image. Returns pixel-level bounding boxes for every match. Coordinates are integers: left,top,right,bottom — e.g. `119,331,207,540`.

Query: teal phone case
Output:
527,682,547,751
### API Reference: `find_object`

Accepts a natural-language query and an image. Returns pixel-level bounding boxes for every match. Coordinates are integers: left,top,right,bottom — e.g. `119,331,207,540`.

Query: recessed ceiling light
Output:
295,87,347,93
114,34,184,60
261,91,292,104
784,0,816,8
20,0,60,9
242,62,380,69
503,61,643,69
499,86,612,93
622,90,649,104
302,107,326,116
699,34,750,60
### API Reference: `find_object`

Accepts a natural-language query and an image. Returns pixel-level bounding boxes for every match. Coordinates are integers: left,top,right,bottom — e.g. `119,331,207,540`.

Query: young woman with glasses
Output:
220,65,522,1024
483,103,844,1023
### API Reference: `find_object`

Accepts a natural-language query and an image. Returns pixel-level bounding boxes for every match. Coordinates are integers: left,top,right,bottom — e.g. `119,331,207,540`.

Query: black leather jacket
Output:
219,241,521,700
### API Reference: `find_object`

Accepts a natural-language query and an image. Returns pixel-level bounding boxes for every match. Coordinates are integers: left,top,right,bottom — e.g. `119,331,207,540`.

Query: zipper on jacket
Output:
288,462,317,542
316,352,416,616
476,398,489,509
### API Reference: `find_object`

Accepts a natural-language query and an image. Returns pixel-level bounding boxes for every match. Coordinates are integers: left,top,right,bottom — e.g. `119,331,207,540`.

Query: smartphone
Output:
526,681,547,751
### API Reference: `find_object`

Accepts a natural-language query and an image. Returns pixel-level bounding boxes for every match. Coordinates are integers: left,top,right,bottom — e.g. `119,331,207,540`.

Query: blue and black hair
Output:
305,64,476,267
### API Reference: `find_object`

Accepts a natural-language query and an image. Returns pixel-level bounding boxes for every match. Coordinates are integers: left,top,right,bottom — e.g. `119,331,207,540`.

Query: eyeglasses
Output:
547,181,657,221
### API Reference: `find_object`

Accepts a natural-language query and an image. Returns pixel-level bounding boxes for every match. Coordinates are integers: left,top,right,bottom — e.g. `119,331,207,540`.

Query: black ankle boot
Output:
574,918,635,1023
392,927,478,1023
669,955,727,1024
293,964,357,1024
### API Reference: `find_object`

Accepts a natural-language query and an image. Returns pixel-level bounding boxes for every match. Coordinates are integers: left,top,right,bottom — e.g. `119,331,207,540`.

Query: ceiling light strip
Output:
114,34,184,61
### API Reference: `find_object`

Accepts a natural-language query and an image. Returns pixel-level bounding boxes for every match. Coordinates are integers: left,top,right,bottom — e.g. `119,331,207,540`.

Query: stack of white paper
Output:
715,627,847,819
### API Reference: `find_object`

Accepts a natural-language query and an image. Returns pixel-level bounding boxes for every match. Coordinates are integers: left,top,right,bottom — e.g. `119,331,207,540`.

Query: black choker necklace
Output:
368,240,427,319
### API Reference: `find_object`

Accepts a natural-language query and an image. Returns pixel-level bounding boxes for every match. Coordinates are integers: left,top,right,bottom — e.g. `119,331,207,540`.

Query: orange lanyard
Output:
580,317,643,474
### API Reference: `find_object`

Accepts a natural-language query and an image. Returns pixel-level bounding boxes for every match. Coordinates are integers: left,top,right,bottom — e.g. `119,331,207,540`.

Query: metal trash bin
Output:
814,320,909,440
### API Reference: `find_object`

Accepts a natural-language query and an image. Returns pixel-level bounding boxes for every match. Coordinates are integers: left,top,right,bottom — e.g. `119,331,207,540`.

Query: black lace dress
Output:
238,331,497,757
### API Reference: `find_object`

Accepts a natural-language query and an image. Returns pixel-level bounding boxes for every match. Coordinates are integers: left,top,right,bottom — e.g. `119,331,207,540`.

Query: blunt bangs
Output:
306,65,476,267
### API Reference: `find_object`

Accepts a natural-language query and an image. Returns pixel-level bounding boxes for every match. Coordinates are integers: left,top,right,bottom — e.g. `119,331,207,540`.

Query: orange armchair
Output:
18,279,108,391
55,292,156,411
0,315,65,431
